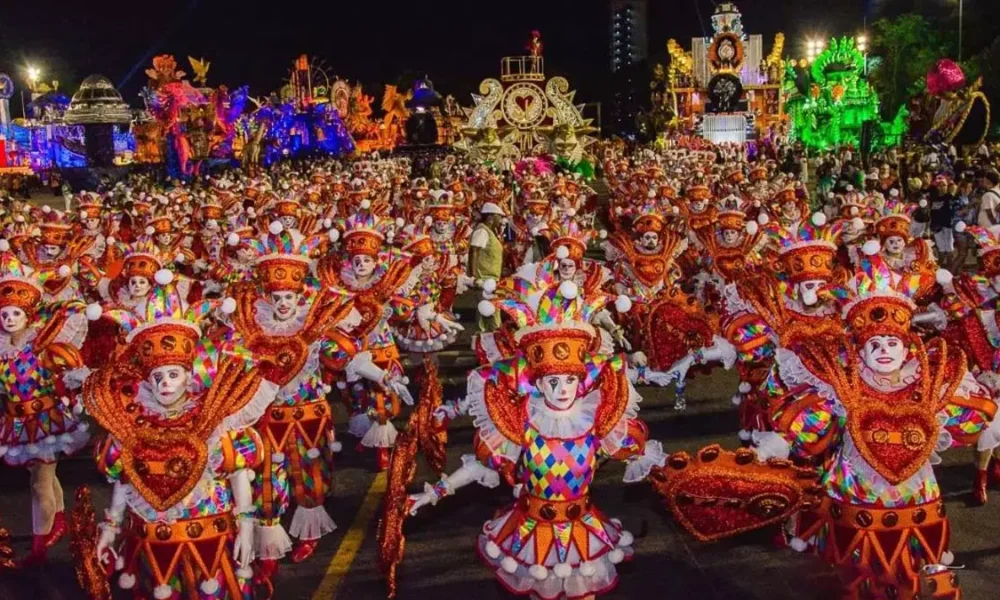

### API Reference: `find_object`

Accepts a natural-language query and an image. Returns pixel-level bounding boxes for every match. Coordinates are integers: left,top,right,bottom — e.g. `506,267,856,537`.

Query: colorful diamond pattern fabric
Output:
521,427,596,500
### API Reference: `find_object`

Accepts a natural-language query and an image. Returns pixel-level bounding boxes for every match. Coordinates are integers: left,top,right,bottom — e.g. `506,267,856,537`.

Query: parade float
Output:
454,32,597,164
911,58,991,150
782,37,908,152
660,2,786,144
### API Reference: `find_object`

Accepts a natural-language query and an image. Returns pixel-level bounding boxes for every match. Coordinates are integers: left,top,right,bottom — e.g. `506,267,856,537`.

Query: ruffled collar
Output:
860,357,920,392
339,260,389,291
0,328,38,357
254,298,308,336
134,380,199,422
526,388,600,439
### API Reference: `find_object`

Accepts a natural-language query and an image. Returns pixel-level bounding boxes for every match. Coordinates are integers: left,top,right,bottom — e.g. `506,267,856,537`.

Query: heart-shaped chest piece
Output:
849,401,938,485
247,334,309,387
126,430,207,511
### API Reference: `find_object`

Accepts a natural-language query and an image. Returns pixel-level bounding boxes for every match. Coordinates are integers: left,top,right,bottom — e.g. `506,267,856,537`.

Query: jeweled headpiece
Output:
840,249,925,340
769,213,843,284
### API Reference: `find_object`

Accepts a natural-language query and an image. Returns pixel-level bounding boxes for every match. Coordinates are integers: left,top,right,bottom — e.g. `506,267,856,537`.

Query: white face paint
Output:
0,306,27,333
149,365,189,408
884,236,906,255
279,215,298,230
991,274,1000,294
721,229,741,246
128,276,151,298
861,335,908,375
639,231,660,251
536,374,581,412
269,291,301,321
782,202,800,221
351,254,376,279
557,258,577,281
85,217,101,231
42,244,62,259
432,220,449,234
155,232,173,246
236,247,256,263
690,199,707,212
797,279,825,307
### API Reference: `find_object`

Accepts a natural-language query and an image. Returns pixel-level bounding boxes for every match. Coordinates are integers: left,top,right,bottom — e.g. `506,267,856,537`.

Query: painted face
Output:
690,199,707,212
149,365,189,407
420,254,438,271
721,229,741,246
85,217,101,231
42,244,63,259
432,220,449,234
236,247,256,263
639,231,660,251
279,215,298,230
861,335,908,375
269,291,301,321
536,374,581,412
155,232,173,246
128,276,151,298
0,306,27,333
991,274,1000,294
203,219,220,232
351,254,376,279
557,258,577,281
884,235,906,255
782,201,800,221
797,279,825,307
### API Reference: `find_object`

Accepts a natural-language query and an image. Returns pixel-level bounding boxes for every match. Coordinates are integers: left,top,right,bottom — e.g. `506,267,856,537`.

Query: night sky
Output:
0,0,867,110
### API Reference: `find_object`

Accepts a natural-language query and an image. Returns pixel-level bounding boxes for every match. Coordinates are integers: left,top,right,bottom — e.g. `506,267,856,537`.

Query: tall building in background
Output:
609,0,649,136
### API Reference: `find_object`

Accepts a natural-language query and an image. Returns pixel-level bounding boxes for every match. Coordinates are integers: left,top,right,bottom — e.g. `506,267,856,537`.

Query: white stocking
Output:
29,462,58,535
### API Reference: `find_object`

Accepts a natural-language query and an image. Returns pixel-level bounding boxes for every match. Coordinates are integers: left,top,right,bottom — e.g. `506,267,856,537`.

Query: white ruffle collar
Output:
860,358,920,392
254,298,308,336
0,328,38,357
526,389,600,439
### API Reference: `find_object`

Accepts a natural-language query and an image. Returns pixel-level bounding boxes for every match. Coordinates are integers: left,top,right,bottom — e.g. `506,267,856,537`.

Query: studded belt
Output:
125,512,233,543
266,398,328,423
5,396,58,418
524,495,592,524
822,497,945,531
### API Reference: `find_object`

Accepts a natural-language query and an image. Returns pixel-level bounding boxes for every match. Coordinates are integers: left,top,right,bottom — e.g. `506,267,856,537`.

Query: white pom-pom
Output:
618,530,634,547
424,215,433,226
919,199,928,208
272,452,286,463
247,207,256,218
615,294,632,313
330,440,342,453
322,218,332,229
478,300,496,317
482,278,497,293
336,381,347,390
845,185,855,192
553,562,573,578
200,578,220,594
889,189,899,197
227,232,240,246
58,265,71,277
955,221,967,233
80,210,88,219
322,384,332,394
393,217,404,228
501,556,519,574
811,212,827,227
0,240,8,252
851,217,865,230
235,566,254,580
174,253,186,264
328,229,340,242
154,269,174,286
738,429,752,440
41,205,51,214
731,394,744,406
614,207,623,215
850,206,859,216
401,376,410,385
752,200,761,208
745,221,759,235
862,240,881,256
671,206,680,214
106,236,115,246
599,229,608,239
579,562,597,577
608,548,625,564
647,190,656,198
565,208,576,217
306,448,321,459
789,537,808,552
73,403,84,416
936,269,954,286
154,584,174,599
558,280,579,300
555,245,570,260
13,215,23,223
269,221,283,235
86,303,103,321
221,298,237,314
529,564,548,580
118,573,136,589
739,381,752,393
386,233,395,244
757,212,770,225
145,226,155,236
941,551,954,565
360,199,371,210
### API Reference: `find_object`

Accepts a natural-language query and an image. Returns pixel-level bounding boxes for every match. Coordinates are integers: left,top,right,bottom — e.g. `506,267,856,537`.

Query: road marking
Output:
311,471,387,600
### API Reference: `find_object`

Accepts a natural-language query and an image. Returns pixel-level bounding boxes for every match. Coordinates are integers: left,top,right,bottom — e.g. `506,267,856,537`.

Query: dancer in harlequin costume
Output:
861,198,937,276
0,248,91,566
936,224,1000,504
754,248,1000,599
422,192,470,313
224,221,379,566
392,232,466,354
319,205,417,471
407,277,667,600
84,272,279,600
12,207,91,303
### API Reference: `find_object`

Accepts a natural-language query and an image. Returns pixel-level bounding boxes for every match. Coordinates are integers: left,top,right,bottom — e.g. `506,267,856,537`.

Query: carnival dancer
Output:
0,247,91,566
86,272,280,600
406,276,668,600
754,247,999,599
423,191,470,313
469,202,507,332
319,205,419,471
12,207,92,303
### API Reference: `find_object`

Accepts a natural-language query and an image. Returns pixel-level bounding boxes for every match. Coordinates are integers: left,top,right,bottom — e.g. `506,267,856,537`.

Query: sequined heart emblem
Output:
125,430,206,511
849,404,938,485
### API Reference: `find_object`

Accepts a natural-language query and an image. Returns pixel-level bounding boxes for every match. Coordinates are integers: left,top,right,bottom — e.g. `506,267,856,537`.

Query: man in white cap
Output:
469,202,506,331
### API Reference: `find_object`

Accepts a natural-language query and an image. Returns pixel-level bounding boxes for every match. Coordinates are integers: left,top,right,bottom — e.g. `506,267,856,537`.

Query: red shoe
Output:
974,469,988,505
989,458,1000,485
290,539,318,563
252,558,278,598
355,441,366,454
17,535,48,568
376,448,390,471
46,511,67,548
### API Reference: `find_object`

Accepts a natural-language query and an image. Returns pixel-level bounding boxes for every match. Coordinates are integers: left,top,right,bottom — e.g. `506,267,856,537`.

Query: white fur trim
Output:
288,505,337,541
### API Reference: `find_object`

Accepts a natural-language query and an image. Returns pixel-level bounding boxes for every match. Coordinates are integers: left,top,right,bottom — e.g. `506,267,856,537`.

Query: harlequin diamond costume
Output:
402,278,667,600
224,221,373,566
82,273,279,600
756,248,1000,599
0,248,91,566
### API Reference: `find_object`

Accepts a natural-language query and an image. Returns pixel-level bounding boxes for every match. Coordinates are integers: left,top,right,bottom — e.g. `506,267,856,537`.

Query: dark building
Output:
609,0,649,136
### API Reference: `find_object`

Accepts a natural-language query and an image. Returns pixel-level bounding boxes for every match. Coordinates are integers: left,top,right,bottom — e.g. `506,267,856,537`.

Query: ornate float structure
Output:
660,2,785,144
456,35,597,163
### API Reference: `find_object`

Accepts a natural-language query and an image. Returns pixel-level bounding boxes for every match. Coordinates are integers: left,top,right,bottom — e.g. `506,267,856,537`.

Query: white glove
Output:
432,397,469,423
666,354,695,384
62,366,92,390
416,303,437,335
752,431,792,462
408,484,438,516
629,351,648,367
435,313,464,333
457,274,475,295
642,369,677,387
232,518,255,568
96,524,118,565
386,375,415,406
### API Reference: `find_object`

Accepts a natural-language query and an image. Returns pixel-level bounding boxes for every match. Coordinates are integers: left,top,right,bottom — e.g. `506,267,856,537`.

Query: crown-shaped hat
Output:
873,198,917,241
255,222,325,293
0,249,44,314
34,207,74,247
840,247,927,340
339,200,389,257
769,213,843,284
964,225,1000,277
548,219,594,263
